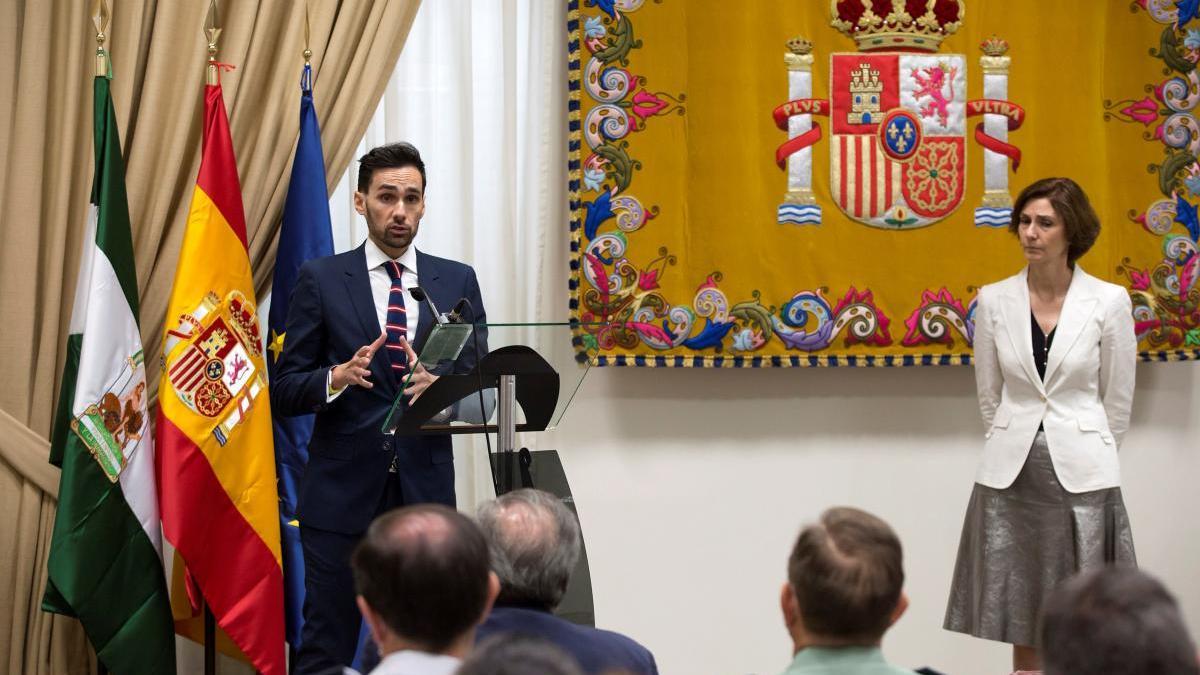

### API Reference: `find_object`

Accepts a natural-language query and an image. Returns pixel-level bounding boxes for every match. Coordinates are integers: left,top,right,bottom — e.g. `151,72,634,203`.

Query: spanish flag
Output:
156,81,285,675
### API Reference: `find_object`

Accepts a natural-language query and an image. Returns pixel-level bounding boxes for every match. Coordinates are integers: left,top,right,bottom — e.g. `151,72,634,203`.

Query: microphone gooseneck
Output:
409,285,447,325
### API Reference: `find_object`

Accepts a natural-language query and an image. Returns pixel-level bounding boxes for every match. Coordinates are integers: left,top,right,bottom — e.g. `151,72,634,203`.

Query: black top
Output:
1032,313,1056,433
1031,311,1056,381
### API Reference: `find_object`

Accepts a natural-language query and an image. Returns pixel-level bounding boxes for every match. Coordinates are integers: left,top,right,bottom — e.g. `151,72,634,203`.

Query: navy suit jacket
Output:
270,244,486,534
476,606,658,675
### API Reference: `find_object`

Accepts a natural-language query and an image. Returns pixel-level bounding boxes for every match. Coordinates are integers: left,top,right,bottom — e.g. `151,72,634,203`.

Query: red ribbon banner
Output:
773,99,830,168
966,99,1026,171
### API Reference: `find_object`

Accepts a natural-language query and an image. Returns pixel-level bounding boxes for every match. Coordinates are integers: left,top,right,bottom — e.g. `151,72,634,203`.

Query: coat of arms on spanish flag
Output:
155,67,285,674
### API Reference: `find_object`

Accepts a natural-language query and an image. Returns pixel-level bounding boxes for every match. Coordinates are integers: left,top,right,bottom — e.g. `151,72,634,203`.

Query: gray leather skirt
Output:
943,431,1136,646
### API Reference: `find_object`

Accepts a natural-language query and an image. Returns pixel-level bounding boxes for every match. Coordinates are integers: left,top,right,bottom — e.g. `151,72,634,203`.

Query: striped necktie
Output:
383,260,408,380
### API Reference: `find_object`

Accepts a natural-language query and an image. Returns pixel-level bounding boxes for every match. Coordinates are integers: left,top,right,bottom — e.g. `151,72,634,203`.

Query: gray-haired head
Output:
476,488,581,609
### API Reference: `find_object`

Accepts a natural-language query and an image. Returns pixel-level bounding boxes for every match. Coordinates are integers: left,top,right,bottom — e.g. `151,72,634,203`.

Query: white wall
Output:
539,361,1200,675
324,3,1200,673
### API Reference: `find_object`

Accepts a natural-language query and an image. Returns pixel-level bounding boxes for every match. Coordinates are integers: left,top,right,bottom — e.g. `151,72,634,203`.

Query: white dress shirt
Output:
363,237,420,340
366,650,460,675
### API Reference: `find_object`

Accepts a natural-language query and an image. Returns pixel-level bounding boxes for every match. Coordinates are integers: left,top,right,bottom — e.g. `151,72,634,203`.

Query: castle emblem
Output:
772,0,1025,229
848,63,884,125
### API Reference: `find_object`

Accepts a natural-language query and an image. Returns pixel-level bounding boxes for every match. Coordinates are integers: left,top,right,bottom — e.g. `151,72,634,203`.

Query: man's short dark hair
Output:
357,142,427,194
1008,177,1100,264
787,507,904,643
457,634,584,675
1042,567,1199,675
351,504,490,652
476,488,581,609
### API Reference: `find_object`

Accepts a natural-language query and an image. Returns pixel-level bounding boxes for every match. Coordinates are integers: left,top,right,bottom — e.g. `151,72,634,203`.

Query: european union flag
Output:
267,63,334,650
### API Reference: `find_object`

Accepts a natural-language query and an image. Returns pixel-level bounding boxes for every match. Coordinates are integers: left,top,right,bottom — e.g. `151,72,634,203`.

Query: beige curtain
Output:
0,1,420,672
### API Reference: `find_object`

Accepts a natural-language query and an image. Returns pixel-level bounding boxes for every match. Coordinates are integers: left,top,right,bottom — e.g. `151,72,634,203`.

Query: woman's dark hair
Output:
1009,177,1100,264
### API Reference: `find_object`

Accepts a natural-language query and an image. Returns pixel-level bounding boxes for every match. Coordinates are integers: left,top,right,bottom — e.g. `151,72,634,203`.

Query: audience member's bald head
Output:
476,488,581,609
351,503,495,654
1042,567,1199,675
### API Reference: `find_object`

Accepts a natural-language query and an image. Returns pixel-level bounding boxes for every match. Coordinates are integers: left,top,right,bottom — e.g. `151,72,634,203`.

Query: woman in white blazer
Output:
943,178,1137,673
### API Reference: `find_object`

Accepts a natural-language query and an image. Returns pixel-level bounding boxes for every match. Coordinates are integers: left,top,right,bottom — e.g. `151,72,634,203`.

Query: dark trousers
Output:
294,525,361,675
292,466,455,674
293,471,404,675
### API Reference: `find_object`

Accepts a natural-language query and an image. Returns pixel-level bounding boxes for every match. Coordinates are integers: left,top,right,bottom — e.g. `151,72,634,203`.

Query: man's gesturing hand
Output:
331,332,387,390
399,336,438,401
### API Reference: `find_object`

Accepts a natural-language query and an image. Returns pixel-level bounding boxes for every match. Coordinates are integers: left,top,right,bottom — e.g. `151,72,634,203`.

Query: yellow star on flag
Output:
268,329,286,362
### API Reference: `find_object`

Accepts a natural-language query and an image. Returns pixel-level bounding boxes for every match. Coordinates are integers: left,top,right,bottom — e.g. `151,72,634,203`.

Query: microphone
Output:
408,286,447,326
446,298,470,324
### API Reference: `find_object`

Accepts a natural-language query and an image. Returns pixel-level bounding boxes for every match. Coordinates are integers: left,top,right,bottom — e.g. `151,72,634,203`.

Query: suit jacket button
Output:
382,439,392,452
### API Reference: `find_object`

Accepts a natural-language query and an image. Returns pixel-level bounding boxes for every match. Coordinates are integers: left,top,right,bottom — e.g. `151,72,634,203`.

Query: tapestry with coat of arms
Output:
568,0,1200,367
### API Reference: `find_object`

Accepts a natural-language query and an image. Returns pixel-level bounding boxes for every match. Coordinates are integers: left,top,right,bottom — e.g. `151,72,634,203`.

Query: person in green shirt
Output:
778,507,916,675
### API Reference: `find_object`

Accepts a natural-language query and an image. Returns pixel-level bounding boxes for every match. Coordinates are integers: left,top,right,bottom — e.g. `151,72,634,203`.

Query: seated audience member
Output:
1041,567,1200,675
457,634,585,675
350,504,499,675
779,507,915,675
475,488,658,675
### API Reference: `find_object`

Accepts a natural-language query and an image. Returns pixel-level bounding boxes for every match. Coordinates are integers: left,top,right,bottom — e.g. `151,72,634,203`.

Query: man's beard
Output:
370,218,417,251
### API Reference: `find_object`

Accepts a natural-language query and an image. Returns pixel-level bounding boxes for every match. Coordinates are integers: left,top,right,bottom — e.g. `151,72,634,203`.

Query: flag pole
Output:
91,0,108,77
287,10,312,672
204,600,216,675
202,4,220,674
304,0,312,65
90,9,110,675
205,0,222,86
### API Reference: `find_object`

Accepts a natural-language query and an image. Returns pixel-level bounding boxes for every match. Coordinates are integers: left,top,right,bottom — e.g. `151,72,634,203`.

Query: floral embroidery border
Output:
1105,0,1200,361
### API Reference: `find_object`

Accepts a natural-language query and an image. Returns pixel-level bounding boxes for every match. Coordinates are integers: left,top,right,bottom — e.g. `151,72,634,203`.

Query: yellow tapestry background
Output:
570,0,1189,366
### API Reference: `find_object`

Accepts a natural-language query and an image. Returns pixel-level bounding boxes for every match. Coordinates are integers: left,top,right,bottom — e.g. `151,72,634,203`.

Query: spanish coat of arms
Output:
162,289,266,446
774,0,1025,230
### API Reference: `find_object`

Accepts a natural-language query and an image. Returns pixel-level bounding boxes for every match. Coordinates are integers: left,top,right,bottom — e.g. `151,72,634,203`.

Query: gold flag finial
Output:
205,0,222,85
303,2,312,63
91,0,110,76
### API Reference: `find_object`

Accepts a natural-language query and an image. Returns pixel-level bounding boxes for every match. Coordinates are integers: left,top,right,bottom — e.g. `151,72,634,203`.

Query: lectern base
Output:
490,448,595,627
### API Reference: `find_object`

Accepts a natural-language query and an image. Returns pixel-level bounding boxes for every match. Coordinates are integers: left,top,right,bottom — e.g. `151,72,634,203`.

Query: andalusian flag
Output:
156,81,285,675
42,69,176,675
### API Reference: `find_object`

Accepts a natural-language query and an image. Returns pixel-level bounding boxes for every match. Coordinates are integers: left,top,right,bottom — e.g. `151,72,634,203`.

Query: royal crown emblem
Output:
830,0,964,52
773,0,1024,229
163,290,266,446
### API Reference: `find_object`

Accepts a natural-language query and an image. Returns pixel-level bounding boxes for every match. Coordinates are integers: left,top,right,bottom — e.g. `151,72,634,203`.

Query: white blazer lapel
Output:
1000,269,1044,391
1044,266,1098,383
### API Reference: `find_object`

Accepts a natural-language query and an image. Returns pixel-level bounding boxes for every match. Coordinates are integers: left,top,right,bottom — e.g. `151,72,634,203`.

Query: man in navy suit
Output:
474,489,658,675
272,142,487,674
